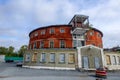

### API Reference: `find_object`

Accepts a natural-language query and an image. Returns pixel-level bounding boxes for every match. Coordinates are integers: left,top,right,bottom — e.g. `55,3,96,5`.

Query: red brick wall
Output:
29,25,73,49
85,29,103,48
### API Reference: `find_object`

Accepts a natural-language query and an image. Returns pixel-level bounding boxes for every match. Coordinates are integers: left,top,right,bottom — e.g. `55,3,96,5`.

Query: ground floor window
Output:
82,56,89,69
118,56,120,65
106,55,111,65
41,53,46,62
32,53,37,62
68,54,75,63
25,54,30,62
112,56,117,65
59,54,65,63
50,53,55,62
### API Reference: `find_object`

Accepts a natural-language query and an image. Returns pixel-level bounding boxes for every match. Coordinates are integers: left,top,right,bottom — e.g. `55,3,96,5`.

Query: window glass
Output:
94,57,100,68
41,30,45,35
41,53,46,62
50,53,55,62
60,28,65,33
50,28,54,34
59,54,65,63
34,32,38,36
33,42,37,49
60,40,65,48
40,41,44,48
112,56,117,65
25,54,30,62
49,40,54,48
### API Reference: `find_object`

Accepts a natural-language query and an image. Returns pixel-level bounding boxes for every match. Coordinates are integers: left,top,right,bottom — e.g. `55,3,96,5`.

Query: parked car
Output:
16,61,23,67
95,67,107,78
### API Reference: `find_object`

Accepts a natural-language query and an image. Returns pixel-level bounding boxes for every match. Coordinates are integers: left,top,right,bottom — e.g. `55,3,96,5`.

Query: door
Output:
82,56,89,69
94,57,100,68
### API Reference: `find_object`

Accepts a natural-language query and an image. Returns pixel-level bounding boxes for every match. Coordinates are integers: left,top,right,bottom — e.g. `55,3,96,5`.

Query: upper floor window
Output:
60,40,65,48
40,41,44,48
41,30,45,35
49,28,54,34
60,28,65,33
97,33,101,38
33,42,37,49
34,32,38,36
90,31,94,36
29,44,32,49
49,40,54,48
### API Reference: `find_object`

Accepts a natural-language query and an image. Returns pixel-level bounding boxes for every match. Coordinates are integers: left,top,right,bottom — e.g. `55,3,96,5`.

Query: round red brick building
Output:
28,15,103,49
24,15,103,70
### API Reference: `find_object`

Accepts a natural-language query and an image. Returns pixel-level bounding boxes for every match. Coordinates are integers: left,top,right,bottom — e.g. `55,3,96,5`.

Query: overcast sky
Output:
0,0,120,50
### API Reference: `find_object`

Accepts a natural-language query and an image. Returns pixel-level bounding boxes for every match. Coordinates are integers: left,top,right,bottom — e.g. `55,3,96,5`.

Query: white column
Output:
101,49,106,67
77,47,82,68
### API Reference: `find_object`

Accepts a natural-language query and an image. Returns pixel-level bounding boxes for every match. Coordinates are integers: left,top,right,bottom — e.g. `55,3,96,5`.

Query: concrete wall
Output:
77,45,104,70
23,49,77,70
0,55,5,62
104,51,120,70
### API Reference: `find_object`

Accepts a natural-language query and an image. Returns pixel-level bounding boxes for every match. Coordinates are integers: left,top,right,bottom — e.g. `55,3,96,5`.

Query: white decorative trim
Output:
77,47,82,68
22,65,75,70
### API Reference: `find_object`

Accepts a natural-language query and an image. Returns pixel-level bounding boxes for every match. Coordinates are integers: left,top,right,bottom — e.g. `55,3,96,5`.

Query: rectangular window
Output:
118,56,120,65
33,42,37,49
60,40,65,48
113,56,117,65
32,53,37,62
82,56,89,69
49,40,54,48
40,41,44,48
50,53,55,62
68,54,75,63
59,54,65,63
73,40,77,47
25,54,30,62
34,32,38,36
41,53,46,62
60,28,65,33
41,30,45,35
49,28,54,34
106,55,111,65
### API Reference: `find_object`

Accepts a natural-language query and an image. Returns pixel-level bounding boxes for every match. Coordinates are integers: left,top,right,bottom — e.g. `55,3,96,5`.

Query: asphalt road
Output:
0,62,120,80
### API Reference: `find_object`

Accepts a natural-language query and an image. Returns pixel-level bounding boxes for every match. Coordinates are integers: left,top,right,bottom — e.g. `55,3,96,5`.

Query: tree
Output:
18,45,28,57
0,47,8,55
